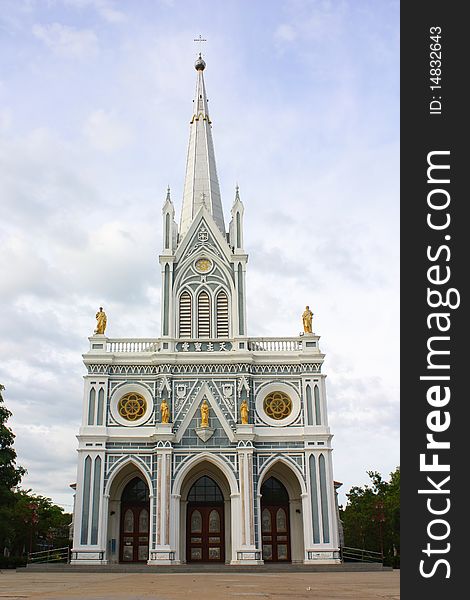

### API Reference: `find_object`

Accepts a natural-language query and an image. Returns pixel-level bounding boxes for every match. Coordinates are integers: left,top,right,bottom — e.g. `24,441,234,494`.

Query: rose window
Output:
195,258,212,273
118,392,147,421
263,391,292,420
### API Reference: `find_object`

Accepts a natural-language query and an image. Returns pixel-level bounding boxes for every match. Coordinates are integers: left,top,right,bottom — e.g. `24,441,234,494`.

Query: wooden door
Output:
187,505,225,562
261,505,291,562
120,504,149,562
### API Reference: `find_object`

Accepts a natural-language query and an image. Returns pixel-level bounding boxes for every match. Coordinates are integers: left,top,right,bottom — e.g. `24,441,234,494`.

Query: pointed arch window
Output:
276,508,287,532
139,509,149,533
88,389,96,425
81,456,92,544
237,264,245,335
165,213,170,249
314,385,321,425
216,290,229,338
179,291,192,338
191,510,202,533
236,212,241,248
163,264,170,336
209,509,221,533
319,454,330,543
96,388,104,426
124,509,134,533
90,456,101,544
262,508,271,532
197,291,211,338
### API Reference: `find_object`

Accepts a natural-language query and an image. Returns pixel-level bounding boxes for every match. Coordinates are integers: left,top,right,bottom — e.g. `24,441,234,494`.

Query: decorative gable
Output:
174,381,236,444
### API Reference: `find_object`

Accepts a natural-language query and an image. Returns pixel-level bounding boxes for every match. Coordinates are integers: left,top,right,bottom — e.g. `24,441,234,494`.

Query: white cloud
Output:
83,109,133,152
0,107,12,132
62,0,127,23
274,23,297,43
32,22,98,59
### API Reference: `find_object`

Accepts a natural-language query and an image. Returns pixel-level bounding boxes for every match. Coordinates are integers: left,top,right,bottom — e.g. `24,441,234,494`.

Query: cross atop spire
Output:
193,34,207,50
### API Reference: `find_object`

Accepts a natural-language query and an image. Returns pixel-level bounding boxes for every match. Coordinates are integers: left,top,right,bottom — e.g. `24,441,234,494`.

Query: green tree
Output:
0,384,26,553
1,387,71,563
8,490,71,556
0,384,26,498
340,467,400,567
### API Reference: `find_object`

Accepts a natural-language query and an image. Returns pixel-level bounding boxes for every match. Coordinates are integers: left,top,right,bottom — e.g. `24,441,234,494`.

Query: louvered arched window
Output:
197,291,211,338
216,290,229,338
179,291,192,337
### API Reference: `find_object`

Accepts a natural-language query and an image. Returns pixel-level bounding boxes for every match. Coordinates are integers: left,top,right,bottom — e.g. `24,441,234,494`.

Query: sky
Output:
0,0,399,511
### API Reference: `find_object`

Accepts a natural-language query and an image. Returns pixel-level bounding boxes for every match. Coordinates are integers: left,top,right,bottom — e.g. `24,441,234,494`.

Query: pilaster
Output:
233,440,262,564
148,446,177,564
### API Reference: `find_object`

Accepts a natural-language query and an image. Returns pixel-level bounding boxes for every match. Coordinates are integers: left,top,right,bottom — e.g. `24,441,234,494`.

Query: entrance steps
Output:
23,562,391,573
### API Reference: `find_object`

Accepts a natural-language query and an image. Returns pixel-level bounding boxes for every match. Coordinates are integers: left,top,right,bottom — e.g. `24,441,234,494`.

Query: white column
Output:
233,448,262,564
148,449,176,564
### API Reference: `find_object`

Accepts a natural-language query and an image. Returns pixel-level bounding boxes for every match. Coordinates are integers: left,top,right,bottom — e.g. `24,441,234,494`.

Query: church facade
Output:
71,55,340,566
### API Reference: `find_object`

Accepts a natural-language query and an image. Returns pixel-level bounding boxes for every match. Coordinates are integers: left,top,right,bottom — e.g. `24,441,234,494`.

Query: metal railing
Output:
341,546,383,563
28,546,70,564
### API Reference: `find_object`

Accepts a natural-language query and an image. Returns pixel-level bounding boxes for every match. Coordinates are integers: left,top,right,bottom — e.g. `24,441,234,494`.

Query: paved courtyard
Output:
0,571,399,600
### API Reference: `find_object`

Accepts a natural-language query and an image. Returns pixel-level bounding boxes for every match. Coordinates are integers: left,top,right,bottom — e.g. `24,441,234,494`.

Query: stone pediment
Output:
175,208,232,265
174,381,235,444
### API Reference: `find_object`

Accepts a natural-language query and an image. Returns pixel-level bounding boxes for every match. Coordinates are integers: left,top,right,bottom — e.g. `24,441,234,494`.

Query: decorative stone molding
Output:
195,426,215,442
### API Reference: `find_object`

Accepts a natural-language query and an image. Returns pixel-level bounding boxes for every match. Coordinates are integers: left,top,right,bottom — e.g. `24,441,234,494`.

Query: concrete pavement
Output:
0,570,400,599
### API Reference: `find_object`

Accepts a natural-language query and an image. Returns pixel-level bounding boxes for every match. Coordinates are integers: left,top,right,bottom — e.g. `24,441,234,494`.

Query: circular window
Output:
118,392,147,422
263,391,292,420
255,383,300,427
195,258,213,273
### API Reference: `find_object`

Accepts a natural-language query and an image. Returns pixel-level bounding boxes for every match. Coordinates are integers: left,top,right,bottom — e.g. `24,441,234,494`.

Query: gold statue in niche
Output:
160,399,169,424
302,305,313,334
240,399,249,425
95,307,107,335
200,399,209,428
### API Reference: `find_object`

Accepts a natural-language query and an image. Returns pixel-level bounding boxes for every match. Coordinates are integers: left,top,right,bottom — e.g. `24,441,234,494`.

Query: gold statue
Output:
200,399,209,428
95,307,107,335
240,399,249,425
160,399,169,424
302,305,313,334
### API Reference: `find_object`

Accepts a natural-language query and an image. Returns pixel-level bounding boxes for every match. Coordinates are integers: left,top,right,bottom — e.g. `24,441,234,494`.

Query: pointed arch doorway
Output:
119,477,150,563
186,476,225,562
261,477,291,562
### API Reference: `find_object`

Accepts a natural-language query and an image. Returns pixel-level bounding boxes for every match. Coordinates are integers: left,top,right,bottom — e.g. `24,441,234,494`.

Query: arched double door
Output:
261,477,291,562
186,476,225,562
120,477,150,563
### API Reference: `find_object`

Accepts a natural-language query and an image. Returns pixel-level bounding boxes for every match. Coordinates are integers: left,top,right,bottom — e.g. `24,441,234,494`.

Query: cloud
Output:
32,22,98,58
274,23,297,44
0,108,12,132
0,236,60,301
62,0,127,23
83,109,133,152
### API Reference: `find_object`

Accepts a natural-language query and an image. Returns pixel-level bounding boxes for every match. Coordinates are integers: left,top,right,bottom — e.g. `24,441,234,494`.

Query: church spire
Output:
179,54,226,239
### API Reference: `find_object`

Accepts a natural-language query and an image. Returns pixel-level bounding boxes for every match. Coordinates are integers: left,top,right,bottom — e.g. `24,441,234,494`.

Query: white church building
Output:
71,54,340,566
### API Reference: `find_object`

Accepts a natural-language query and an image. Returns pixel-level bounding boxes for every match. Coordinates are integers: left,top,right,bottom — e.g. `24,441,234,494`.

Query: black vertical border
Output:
401,3,467,598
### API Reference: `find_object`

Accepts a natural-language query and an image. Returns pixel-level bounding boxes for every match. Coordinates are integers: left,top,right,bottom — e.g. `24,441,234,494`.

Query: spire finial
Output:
194,35,207,70
235,183,240,201
163,185,173,207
